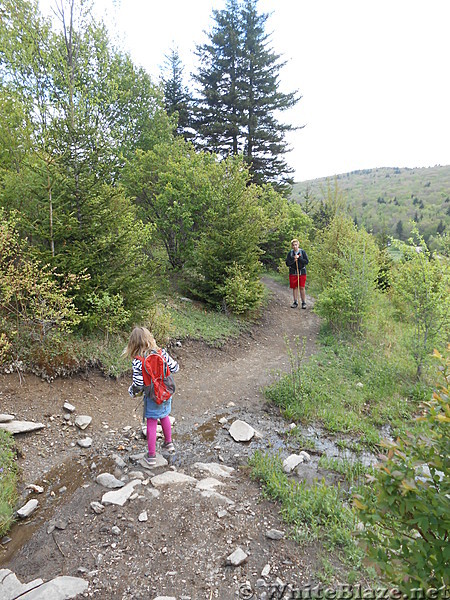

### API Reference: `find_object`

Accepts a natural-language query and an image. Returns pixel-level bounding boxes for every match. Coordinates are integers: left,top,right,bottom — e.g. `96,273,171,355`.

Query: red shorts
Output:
289,274,306,289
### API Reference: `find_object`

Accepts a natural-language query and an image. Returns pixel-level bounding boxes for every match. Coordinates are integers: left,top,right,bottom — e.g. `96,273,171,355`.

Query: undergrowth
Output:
264,293,433,446
0,430,19,537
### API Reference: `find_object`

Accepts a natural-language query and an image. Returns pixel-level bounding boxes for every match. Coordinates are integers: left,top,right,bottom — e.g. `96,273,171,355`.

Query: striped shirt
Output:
132,349,179,388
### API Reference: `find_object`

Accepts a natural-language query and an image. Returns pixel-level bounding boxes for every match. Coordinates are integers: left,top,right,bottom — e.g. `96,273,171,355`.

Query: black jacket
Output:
286,248,309,276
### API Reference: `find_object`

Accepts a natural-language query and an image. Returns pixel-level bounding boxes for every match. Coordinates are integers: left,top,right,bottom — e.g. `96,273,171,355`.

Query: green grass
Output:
249,451,363,563
168,298,244,345
265,293,433,446
0,430,19,536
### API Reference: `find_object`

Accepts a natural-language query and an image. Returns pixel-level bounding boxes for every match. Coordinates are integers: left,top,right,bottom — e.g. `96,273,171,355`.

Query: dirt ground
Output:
0,278,329,600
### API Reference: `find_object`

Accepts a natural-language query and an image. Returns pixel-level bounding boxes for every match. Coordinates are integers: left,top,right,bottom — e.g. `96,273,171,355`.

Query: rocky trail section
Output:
0,279,329,599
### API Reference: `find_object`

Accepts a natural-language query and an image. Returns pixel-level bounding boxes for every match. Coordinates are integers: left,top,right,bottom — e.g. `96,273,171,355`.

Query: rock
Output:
77,437,92,448
218,417,228,425
199,490,235,506
90,502,105,514
0,414,14,423
138,454,168,470
96,473,125,489
151,472,197,488
26,484,44,494
138,510,148,522
0,569,43,598
195,477,225,491
356,382,364,388
17,499,39,518
153,596,177,600
229,419,255,442
193,462,234,478
16,575,88,598
112,453,127,469
102,480,142,507
128,471,145,480
299,451,311,462
282,454,304,473
261,563,271,577
74,415,92,430
111,526,121,536
217,509,229,518
226,547,248,566
0,421,44,435
63,402,76,413
266,529,285,540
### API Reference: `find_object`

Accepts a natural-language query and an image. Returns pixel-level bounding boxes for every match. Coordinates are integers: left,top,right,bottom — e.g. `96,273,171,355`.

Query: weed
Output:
0,430,19,536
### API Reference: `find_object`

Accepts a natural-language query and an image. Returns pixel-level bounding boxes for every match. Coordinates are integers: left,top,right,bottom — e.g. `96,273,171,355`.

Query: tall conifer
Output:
193,0,300,193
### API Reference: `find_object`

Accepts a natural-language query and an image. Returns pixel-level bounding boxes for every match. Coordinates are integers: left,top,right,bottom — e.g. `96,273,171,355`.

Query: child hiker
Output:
123,326,179,467
285,238,309,309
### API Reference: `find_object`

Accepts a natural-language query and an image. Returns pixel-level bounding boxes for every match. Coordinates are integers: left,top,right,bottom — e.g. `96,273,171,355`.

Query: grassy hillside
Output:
292,165,450,242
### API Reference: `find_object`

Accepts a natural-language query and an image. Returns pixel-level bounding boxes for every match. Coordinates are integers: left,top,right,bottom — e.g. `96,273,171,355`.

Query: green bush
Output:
223,262,264,314
0,430,19,536
354,347,450,593
312,215,380,332
390,226,450,378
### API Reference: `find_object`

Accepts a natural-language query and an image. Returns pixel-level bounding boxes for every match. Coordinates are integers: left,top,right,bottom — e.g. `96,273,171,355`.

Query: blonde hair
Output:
123,326,158,358
290,238,299,246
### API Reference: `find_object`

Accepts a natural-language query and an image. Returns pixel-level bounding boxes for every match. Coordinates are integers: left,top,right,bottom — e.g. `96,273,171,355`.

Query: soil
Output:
0,278,337,600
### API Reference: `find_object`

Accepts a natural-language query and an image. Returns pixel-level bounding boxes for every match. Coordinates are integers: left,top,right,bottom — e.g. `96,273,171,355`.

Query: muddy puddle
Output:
0,455,114,565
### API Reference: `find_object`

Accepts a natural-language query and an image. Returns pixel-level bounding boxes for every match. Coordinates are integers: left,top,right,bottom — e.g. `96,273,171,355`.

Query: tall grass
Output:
0,430,19,536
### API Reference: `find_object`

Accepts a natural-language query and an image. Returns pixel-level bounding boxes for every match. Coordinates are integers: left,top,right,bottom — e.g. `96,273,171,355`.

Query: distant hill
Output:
292,165,450,241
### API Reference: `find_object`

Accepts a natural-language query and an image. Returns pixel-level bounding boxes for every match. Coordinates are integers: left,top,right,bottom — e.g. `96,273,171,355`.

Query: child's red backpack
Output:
136,350,175,404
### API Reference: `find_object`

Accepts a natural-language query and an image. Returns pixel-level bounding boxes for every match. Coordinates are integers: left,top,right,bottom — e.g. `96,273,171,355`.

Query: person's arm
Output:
161,349,179,374
128,357,144,397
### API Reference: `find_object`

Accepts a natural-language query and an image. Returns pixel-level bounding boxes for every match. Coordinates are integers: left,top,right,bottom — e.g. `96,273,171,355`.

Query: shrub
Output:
390,226,450,378
312,215,380,332
354,346,450,593
223,262,264,314
0,430,19,536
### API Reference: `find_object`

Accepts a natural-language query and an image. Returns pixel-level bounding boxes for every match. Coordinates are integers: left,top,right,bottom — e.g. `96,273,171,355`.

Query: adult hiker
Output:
285,238,309,309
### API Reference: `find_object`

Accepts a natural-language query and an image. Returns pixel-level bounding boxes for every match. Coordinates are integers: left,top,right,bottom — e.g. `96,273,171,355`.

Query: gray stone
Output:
18,576,88,599
0,414,14,423
153,597,177,600
96,473,125,489
282,454,304,473
111,526,121,536
0,421,44,435
229,419,255,442
265,529,285,540
261,564,271,577
112,454,127,469
151,471,197,488
199,490,235,506
102,479,142,506
90,502,104,514
226,547,248,566
26,484,44,494
138,510,148,522
74,415,92,430
195,477,225,491
299,451,311,462
193,462,234,478
17,499,39,518
63,402,76,413
77,437,92,448
0,569,43,599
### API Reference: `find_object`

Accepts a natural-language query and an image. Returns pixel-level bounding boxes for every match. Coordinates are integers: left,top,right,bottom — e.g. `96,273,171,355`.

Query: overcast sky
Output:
39,0,450,182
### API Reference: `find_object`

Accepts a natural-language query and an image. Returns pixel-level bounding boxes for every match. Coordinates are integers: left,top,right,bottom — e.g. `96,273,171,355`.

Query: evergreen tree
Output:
193,0,243,156
193,0,299,193
160,47,193,139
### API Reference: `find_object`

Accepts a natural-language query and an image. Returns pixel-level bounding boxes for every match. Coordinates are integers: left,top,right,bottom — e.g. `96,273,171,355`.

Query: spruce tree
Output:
160,47,193,138
193,0,243,156
193,0,299,193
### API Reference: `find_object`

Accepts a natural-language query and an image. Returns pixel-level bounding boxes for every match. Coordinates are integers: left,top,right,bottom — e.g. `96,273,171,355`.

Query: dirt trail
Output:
0,278,324,600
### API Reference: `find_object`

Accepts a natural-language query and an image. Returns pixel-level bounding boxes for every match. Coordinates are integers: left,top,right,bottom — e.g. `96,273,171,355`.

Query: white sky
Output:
39,0,450,182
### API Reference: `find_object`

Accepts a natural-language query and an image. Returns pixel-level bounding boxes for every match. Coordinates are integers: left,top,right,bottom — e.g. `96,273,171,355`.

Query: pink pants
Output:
146,416,172,456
